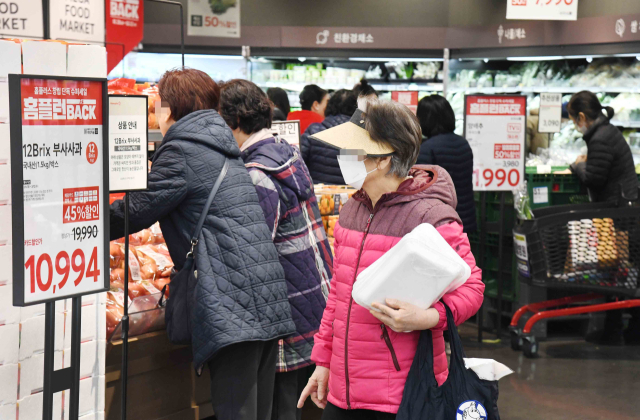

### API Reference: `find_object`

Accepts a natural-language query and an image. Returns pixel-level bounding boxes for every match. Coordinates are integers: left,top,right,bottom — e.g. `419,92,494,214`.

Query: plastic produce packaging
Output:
514,181,534,220
463,358,514,381
352,224,471,310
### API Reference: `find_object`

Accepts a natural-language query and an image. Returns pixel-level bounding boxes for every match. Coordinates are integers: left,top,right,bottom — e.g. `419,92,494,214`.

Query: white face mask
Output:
337,156,377,190
576,123,589,135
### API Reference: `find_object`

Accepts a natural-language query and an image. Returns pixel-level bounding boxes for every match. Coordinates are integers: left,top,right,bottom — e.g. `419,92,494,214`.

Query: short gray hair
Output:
364,100,422,178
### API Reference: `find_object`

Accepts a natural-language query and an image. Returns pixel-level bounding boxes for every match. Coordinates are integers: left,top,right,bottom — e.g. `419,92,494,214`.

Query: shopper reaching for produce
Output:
109,68,295,420
298,100,484,419
568,90,638,203
219,79,335,420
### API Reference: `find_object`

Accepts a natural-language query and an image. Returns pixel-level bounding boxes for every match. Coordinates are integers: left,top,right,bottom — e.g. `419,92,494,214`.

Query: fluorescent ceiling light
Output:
506,56,564,61
348,57,444,62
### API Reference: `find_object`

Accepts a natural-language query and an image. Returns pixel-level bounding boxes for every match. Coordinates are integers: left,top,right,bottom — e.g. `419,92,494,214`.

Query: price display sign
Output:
108,95,149,192
9,75,109,306
464,95,526,191
507,0,578,21
272,120,301,147
538,92,562,133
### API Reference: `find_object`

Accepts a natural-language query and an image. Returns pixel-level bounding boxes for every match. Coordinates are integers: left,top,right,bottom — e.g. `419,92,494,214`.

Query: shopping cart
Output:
509,197,640,357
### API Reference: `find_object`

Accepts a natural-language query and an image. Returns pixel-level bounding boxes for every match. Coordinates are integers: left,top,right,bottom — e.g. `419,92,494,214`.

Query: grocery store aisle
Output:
301,323,640,420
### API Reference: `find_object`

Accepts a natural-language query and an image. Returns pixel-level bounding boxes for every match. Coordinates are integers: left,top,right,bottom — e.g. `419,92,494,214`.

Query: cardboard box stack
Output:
0,39,107,420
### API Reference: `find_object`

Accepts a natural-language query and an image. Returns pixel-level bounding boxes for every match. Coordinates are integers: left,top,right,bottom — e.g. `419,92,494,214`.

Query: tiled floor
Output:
302,323,640,420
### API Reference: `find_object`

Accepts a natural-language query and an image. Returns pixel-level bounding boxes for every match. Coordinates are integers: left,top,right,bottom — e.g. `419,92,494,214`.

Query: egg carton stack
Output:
562,219,599,282
0,39,107,420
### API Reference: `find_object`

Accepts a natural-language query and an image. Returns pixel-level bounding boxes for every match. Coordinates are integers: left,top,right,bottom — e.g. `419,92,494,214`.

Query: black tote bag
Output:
396,303,501,420
162,158,229,345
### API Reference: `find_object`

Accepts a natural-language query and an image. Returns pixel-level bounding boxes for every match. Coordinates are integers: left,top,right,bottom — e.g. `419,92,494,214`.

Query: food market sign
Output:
464,95,526,192
49,0,105,43
0,0,44,37
9,75,109,306
507,0,578,21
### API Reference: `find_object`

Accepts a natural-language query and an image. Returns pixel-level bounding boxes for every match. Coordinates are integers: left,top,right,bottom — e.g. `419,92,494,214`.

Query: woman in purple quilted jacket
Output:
219,79,334,420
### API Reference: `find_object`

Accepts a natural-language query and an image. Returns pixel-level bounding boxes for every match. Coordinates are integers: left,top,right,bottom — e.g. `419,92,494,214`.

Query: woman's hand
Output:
370,299,440,332
575,155,587,164
298,366,330,409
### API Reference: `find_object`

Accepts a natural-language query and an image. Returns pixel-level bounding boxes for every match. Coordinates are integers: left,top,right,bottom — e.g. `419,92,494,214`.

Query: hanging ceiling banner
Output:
106,0,144,73
188,0,241,38
507,0,578,21
0,0,44,38
49,0,105,43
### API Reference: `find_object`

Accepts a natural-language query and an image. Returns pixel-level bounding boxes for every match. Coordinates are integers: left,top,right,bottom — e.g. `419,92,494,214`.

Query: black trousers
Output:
271,365,315,420
322,402,396,420
208,339,279,420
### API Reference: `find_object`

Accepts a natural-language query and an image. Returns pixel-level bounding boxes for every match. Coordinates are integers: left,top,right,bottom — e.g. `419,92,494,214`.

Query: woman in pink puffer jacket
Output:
298,101,484,420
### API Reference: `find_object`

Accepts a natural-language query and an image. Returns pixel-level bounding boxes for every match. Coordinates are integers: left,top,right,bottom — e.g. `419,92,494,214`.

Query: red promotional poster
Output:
391,91,419,114
10,76,108,305
106,0,144,74
464,95,526,192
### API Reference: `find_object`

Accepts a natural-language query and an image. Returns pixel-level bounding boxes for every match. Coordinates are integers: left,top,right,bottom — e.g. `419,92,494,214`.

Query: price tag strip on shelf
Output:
108,95,149,192
9,75,109,306
538,92,562,133
464,95,526,192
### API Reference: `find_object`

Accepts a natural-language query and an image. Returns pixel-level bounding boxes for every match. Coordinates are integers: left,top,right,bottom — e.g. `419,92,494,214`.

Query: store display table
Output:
105,331,213,420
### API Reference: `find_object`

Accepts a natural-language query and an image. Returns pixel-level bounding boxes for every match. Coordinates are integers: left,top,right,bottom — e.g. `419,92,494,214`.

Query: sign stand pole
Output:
42,297,82,420
121,193,131,420
477,192,487,343
496,192,506,339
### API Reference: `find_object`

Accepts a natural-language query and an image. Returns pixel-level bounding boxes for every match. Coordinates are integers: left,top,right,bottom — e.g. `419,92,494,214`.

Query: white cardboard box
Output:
0,163,10,205
63,340,106,380
0,323,19,365
0,283,21,325
18,314,65,360
0,40,21,125
20,304,46,321
0,246,11,285
63,375,105,419
0,364,18,405
22,41,67,76
17,351,64,399
67,45,107,78
0,123,10,164
0,403,17,420
17,391,63,420
79,412,105,420
0,205,10,245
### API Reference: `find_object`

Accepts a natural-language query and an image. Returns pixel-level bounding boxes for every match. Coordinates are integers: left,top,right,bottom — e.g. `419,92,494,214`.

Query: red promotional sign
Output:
106,0,144,74
391,91,418,114
20,79,103,126
465,96,526,117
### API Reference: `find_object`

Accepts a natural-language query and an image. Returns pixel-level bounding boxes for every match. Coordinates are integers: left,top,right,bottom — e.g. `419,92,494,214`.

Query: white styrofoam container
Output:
0,163,11,205
0,283,21,325
63,375,105,419
0,403,16,420
21,41,67,76
0,363,18,405
67,45,107,78
18,314,65,360
352,223,471,311
0,40,21,124
18,351,63,399
0,245,11,285
63,340,106,380
17,391,63,420
0,324,20,365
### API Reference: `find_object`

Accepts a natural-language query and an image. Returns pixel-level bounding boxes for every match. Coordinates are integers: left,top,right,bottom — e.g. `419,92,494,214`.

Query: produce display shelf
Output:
257,81,444,92
448,86,640,94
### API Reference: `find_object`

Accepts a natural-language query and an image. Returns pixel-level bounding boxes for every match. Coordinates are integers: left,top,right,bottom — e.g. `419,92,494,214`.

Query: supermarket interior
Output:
2,1,640,420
